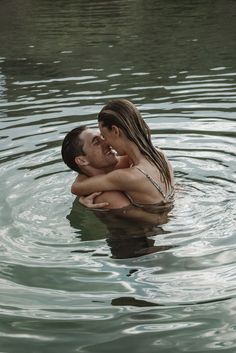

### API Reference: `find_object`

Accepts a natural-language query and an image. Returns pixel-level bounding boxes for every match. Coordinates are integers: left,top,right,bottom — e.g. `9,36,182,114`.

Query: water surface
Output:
0,1,236,352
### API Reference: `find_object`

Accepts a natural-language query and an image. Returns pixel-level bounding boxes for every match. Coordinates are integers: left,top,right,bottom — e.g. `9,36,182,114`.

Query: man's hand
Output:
79,192,109,209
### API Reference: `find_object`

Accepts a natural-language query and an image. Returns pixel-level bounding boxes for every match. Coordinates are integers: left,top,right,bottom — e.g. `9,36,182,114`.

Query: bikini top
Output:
124,166,175,211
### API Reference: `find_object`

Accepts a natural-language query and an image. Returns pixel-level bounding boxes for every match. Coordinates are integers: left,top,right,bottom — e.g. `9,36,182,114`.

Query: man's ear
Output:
75,156,89,167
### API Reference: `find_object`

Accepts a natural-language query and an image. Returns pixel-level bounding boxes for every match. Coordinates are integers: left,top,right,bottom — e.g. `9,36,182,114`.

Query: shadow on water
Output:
111,295,233,308
68,197,175,259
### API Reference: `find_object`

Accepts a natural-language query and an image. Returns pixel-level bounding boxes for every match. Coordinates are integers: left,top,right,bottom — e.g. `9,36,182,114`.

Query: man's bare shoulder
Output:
74,174,88,182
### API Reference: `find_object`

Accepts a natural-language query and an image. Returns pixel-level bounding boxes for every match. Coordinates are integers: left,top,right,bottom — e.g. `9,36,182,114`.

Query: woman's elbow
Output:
71,183,81,196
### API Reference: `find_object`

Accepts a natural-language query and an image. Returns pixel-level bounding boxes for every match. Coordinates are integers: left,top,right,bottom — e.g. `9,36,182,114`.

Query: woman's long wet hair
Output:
98,99,172,189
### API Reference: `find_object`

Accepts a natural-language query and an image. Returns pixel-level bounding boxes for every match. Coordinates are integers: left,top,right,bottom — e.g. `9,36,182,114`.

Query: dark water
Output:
0,1,236,352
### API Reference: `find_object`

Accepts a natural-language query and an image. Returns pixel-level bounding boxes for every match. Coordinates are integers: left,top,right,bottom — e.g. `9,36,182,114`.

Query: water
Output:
0,0,236,352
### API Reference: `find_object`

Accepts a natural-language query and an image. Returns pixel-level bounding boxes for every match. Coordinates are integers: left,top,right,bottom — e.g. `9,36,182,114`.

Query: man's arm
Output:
90,190,130,209
78,192,109,209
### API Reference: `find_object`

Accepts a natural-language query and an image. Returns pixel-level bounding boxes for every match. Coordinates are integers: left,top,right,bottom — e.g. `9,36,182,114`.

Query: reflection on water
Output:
68,197,174,259
107,236,173,259
67,197,108,241
0,0,236,352
112,297,162,307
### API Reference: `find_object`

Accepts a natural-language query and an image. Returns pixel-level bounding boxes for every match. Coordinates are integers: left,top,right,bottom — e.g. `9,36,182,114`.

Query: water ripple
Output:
0,4,236,348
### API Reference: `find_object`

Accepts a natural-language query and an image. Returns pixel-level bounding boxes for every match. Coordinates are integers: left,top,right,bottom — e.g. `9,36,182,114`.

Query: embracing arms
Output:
71,169,133,196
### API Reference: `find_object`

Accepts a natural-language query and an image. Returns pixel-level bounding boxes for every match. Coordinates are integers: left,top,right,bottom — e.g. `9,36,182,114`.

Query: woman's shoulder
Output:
110,166,139,179
107,166,142,188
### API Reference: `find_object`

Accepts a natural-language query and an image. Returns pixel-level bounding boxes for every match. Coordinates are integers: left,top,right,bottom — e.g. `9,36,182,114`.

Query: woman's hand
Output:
79,192,109,209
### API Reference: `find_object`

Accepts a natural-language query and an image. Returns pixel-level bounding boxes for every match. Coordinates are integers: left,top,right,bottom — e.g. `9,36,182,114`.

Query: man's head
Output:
61,125,118,175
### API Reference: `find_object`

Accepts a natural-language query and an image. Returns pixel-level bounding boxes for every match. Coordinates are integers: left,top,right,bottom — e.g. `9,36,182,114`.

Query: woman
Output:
72,99,175,209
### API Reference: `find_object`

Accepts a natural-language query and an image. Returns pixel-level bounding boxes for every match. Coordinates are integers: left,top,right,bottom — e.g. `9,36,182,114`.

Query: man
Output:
61,125,131,209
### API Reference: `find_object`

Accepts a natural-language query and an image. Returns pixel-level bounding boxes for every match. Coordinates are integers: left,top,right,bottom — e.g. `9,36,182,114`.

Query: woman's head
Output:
98,99,151,148
98,99,172,187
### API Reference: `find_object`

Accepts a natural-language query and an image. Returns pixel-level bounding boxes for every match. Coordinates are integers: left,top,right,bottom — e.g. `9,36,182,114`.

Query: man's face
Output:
80,128,118,170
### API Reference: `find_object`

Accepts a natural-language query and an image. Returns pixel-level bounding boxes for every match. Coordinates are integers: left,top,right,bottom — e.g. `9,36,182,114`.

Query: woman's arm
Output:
71,169,132,196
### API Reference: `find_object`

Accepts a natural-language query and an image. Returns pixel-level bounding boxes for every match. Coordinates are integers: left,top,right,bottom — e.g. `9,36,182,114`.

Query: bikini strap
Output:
135,166,167,199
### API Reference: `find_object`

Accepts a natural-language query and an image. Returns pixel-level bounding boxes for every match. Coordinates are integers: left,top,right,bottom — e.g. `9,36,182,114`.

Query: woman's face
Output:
99,123,126,156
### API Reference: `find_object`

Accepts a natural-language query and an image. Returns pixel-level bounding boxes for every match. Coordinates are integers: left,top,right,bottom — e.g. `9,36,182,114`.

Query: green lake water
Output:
0,1,236,352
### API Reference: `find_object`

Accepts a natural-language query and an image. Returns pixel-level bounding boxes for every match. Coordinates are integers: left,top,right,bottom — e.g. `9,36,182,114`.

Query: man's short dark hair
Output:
61,125,87,173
